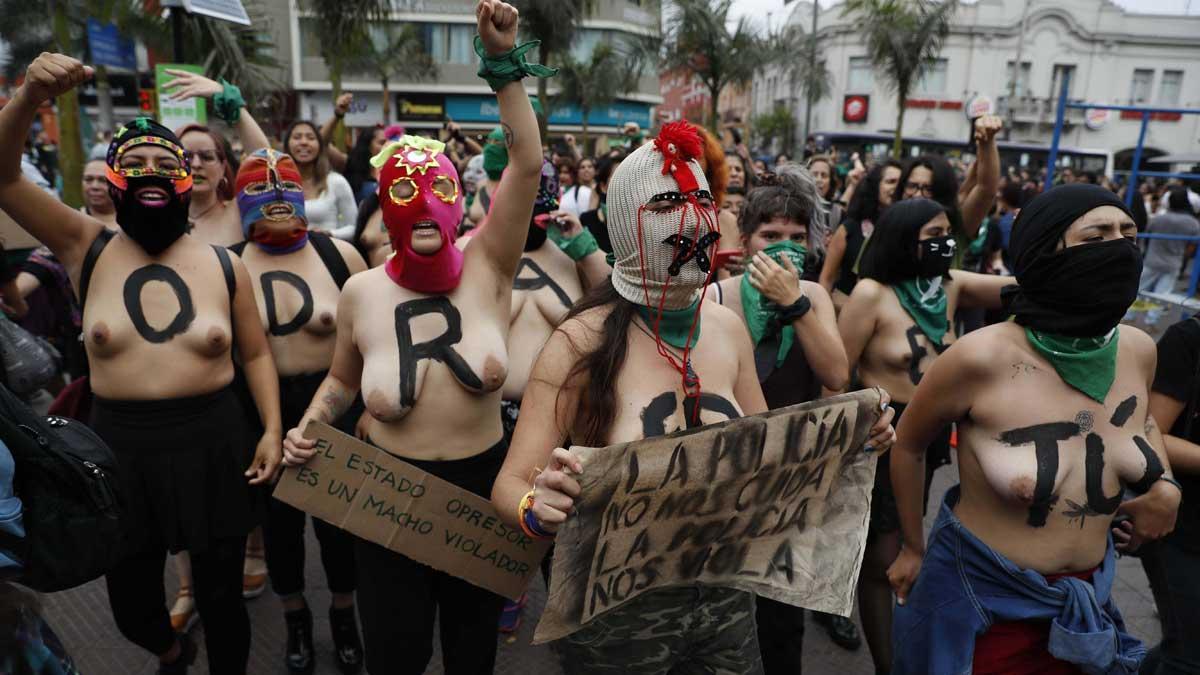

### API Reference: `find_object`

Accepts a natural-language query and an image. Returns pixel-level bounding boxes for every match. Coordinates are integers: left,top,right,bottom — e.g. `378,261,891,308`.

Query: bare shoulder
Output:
341,265,385,303
1118,323,1157,371
709,276,739,305
945,321,1024,376
556,304,611,346
848,277,886,304
800,279,830,302
703,299,751,342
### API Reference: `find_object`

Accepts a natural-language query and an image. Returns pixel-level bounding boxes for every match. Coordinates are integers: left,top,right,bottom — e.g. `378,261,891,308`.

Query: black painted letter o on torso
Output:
123,264,196,343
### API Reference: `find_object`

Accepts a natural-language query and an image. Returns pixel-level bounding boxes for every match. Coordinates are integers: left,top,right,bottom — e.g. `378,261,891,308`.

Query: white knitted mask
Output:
607,122,720,310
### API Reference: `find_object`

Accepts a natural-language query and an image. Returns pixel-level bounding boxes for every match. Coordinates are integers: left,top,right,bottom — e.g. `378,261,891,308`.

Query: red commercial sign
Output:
843,95,869,123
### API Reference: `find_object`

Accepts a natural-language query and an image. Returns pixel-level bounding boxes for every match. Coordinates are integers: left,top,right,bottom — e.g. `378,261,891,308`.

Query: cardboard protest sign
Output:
533,389,882,644
272,422,550,601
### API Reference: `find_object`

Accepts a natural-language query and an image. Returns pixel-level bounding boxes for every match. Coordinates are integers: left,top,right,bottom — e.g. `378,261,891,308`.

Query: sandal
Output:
243,546,268,599
169,585,199,634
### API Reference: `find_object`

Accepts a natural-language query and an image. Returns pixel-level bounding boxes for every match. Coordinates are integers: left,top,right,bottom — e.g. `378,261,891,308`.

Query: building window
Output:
1005,61,1031,97
570,28,607,61
447,24,474,65
916,59,948,95
847,56,873,93
1159,70,1183,106
1130,69,1154,104
422,23,447,61
1050,64,1076,99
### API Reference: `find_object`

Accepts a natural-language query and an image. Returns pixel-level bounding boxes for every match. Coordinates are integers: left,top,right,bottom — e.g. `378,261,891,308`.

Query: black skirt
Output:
868,401,952,540
90,386,264,555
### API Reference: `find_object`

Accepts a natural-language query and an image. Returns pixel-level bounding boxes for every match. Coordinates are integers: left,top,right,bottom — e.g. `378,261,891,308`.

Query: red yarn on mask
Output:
654,122,703,194
634,193,720,425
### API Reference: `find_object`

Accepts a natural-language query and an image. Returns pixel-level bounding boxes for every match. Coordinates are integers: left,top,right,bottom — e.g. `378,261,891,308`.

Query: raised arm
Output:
950,269,1014,310
160,69,271,152
0,54,102,271
469,0,544,281
320,94,352,173
819,225,848,293
959,116,1003,240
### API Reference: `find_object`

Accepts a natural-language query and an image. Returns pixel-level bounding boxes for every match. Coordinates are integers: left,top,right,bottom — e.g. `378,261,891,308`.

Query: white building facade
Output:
753,0,1200,171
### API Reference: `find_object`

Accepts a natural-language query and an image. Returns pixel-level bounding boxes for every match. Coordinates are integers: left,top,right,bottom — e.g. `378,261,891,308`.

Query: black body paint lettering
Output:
999,422,1081,527
904,325,946,386
1109,396,1138,427
394,297,482,408
261,270,314,336
1084,433,1122,516
641,391,740,439
513,258,572,309
1129,436,1166,493
123,264,196,343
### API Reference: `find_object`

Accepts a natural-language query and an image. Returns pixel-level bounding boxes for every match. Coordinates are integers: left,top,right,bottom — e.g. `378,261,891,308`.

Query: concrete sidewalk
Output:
39,464,1163,674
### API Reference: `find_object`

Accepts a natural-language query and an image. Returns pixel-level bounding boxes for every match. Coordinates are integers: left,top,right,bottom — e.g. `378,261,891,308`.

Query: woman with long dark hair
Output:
492,120,770,672
342,124,387,205
838,198,1010,674
0,54,282,674
819,160,903,308
892,116,1003,242
283,120,358,241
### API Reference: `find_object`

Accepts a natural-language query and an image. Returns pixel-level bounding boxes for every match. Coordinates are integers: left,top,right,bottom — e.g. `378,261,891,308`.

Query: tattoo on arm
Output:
311,385,351,423
501,122,514,149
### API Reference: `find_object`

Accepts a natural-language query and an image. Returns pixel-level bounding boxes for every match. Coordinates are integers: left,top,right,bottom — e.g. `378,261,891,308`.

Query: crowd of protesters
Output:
0,2,1198,674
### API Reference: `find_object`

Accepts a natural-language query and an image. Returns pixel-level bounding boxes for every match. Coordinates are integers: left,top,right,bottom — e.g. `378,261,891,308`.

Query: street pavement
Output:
41,460,1163,674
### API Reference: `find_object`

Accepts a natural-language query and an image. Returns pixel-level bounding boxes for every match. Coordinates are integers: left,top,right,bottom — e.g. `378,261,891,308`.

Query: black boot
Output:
284,606,315,674
329,605,364,675
157,632,197,674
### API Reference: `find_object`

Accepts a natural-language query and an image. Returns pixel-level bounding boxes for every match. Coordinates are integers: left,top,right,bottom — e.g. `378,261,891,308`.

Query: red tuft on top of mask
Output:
654,121,702,194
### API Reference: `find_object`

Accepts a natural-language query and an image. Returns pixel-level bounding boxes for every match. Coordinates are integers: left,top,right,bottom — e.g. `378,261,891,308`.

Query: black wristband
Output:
778,295,812,323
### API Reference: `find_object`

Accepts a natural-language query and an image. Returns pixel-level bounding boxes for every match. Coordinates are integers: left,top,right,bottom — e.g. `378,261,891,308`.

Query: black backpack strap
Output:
308,231,352,290
211,245,236,304
228,241,248,257
78,228,116,308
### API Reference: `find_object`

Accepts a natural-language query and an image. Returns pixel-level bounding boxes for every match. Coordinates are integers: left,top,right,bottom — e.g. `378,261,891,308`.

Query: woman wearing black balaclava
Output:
887,184,1181,675
837,198,1012,674
0,54,282,674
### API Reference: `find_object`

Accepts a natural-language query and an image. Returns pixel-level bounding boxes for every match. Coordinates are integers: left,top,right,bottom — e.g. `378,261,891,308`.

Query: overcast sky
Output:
728,0,1200,32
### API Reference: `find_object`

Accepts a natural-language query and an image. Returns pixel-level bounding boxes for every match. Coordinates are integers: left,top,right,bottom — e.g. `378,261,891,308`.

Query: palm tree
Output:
661,0,765,132
351,24,438,123
300,0,391,99
510,0,597,122
553,43,635,151
769,25,832,144
841,0,957,157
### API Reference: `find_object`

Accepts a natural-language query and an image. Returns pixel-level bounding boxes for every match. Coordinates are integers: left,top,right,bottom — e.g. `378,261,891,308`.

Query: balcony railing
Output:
996,96,1085,125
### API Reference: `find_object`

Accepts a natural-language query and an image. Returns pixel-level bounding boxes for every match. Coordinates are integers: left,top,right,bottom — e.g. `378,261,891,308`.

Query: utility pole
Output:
1005,0,1031,140
802,0,818,146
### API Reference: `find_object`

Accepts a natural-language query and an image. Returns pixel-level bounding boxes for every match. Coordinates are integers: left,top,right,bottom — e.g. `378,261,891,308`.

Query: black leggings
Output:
355,438,508,675
263,498,356,597
756,596,805,674
261,370,361,598
105,536,249,675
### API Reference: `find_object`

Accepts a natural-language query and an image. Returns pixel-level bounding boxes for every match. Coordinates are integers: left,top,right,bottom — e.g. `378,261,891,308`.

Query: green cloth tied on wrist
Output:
212,79,245,126
548,226,599,261
474,35,558,92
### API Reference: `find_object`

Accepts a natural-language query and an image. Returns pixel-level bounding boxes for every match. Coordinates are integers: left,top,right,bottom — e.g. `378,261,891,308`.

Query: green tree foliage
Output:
753,105,794,153
350,23,438,123
840,0,957,156
299,0,390,99
553,42,635,150
510,0,597,125
661,0,765,132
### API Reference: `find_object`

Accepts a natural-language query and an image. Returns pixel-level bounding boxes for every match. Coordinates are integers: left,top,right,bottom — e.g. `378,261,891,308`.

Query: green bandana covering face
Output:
482,142,508,180
740,241,807,368
1026,327,1119,403
894,277,949,346
635,299,701,350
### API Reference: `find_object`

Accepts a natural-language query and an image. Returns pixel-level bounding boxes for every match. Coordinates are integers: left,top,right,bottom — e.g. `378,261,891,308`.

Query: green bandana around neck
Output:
894,277,949,346
635,299,701,350
968,217,990,257
740,241,807,368
1025,327,1119,403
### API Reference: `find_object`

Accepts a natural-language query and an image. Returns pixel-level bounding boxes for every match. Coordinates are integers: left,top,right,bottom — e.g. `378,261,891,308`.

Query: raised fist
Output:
974,115,1003,145
335,93,354,116
22,53,93,104
476,0,519,56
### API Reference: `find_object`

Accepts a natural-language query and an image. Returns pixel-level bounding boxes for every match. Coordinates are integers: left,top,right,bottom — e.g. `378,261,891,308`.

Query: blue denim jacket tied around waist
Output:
892,485,1145,675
